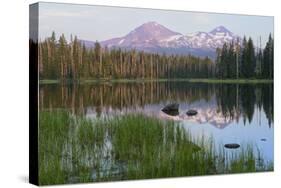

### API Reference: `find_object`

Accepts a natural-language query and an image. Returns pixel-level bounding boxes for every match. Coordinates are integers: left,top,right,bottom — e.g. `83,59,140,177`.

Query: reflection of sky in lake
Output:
86,99,273,163
181,107,273,162
40,82,273,164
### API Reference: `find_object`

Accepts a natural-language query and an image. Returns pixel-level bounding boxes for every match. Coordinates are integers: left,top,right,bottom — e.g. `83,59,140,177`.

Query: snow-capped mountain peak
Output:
210,25,232,34
101,21,181,48
93,22,241,58
210,26,233,36
129,21,180,38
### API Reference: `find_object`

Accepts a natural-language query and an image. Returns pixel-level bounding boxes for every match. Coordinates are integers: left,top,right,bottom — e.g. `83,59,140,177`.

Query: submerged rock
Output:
224,143,240,149
186,109,198,116
162,103,179,116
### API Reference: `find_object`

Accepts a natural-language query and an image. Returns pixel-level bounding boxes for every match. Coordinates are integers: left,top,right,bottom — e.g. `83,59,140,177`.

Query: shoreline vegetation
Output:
39,110,273,185
39,78,273,84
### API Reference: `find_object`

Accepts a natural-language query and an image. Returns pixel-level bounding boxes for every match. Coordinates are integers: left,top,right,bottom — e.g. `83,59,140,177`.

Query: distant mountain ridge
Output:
81,22,240,58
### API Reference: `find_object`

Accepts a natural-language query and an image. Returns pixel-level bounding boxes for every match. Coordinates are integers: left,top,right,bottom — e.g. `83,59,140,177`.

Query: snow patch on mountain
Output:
100,23,239,51
118,39,124,45
80,22,242,58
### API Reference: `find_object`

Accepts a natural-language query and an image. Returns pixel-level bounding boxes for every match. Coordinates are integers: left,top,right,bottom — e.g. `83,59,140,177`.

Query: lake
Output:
39,81,273,163
38,81,273,184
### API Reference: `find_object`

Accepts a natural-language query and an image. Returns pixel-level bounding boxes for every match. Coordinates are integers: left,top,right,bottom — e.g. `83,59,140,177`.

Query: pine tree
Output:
240,37,248,78
58,34,67,79
94,42,102,78
246,37,256,78
262,34,273,79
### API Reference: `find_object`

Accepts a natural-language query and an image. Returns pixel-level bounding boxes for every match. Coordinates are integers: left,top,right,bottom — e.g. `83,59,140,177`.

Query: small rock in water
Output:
186,109,198,116
162,110,179,116
261,138,267,141
224,143,240,149
162,103,179,116
162,103,179,111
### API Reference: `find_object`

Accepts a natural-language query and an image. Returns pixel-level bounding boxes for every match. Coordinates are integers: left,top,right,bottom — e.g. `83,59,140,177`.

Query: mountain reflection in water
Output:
39,82,273,127
40,81,273,161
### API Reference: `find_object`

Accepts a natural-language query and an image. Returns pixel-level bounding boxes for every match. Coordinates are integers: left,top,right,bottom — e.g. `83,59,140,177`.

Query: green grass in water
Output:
39,111,273,185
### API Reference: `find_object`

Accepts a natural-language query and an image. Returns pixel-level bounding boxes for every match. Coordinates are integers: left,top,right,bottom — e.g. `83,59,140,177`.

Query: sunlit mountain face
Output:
81,22,240,58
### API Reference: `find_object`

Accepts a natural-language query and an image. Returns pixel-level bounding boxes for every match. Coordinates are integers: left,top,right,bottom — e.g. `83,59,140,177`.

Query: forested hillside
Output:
216,34,273,79
37,32,273,80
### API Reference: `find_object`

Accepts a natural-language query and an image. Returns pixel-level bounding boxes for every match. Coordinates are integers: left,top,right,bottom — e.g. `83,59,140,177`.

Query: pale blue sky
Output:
38,2,273,47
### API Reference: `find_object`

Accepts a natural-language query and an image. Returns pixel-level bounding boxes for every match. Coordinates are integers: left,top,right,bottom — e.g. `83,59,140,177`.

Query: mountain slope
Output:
81,22,240,58
101,22,181,49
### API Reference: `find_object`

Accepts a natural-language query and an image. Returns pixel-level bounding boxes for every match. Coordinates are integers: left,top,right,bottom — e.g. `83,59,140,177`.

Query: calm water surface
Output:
40,82,273,162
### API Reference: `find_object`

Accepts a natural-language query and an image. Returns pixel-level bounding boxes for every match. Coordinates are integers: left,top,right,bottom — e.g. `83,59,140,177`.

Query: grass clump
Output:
39,111,273,185
109,114,214,179
39,111,72,185
39,110,106,185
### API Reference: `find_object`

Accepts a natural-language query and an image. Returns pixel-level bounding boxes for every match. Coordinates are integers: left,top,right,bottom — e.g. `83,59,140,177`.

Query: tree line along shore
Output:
34,32,273,81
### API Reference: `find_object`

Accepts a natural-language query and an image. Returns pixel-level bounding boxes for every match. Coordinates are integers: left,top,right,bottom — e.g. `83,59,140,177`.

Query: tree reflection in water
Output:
39,82,273,128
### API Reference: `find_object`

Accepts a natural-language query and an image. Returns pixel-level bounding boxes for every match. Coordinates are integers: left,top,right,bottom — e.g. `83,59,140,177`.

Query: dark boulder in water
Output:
261,138,267,141
162,103,179,116
162,103,179,111
186,109,198,116
224,143,240,149
162,110,179,116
